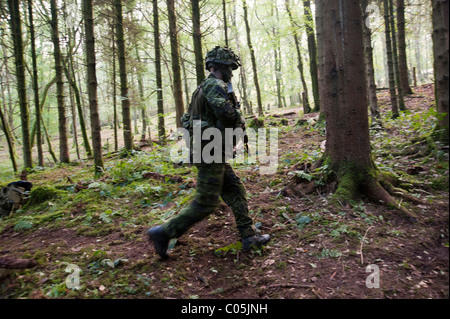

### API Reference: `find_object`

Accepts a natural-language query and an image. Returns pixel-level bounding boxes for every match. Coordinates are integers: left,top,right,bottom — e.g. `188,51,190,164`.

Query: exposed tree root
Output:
283,159,422,222
367,179,419,222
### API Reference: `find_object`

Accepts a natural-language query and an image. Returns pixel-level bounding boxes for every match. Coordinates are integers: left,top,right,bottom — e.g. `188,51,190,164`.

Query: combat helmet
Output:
205,46,241,70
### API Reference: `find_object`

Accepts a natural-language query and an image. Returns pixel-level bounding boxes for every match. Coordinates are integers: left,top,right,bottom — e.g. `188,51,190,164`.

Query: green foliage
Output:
25,186,62,208
14,217,33,231
214,242,243,257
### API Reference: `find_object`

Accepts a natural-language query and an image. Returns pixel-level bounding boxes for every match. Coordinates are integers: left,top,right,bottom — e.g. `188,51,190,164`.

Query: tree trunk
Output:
285,0,310,114
396,0,413,95
243,0,263,117
111,22,118,151
432,0,449,145
231,0,252,115
135,47,148,141
64,62,92,158
7,0,33,169
303,0,320,113
361,0,380,122
153,0,166,144
50,0,70,163
272,2,283,109
318,0,403,212
115,0,133,150
222,0,229,47
27,0,43,167
389,0,406,111
384,0,400,118
167,0,185,129
0,99,17,172
83,0,104,177
191,0,205,85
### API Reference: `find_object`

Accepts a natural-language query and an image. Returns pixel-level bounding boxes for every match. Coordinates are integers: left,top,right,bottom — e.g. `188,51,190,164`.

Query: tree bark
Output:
396,0,414,95
115,0,133,150
167,0,185,129
191,0,206,85
50,0,70,163
0,98,17,172
7,0,33,169
315,0,417,220
83,0,104,176
389,0,406,111
27,0,43,167
384,0,400,118
285,0,310,114
111,22,118,151
153,0,166,144
432,0,449,145
243,0,263,116
222,0,229,47
231,0,252,115
361,0,380,122
303,0,320,113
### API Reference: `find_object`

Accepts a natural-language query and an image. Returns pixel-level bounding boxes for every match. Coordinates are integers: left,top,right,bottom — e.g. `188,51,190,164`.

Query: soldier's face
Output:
220,66,233,83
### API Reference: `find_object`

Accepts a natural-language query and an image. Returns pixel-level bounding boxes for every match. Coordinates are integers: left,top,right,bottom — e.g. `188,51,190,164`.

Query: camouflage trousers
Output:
162,163,256,239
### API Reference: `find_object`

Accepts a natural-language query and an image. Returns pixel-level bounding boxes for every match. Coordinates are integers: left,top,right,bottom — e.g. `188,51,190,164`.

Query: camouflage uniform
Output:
162,72,256,239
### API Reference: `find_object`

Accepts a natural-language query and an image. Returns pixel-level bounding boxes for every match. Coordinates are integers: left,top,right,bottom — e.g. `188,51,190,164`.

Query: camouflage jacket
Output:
180,74,246,163
181,74,244,132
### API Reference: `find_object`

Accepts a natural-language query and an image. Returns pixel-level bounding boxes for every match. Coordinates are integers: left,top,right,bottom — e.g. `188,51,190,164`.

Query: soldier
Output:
147,46,270,259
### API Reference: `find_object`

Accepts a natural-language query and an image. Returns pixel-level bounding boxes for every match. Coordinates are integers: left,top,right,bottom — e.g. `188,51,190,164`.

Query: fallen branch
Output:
359,226,375,265
0,257,37,269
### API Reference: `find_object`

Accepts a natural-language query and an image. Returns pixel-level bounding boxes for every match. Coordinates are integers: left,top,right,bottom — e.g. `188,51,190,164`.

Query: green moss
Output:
25,186,62,208
248,117,264,129
333,161,377,203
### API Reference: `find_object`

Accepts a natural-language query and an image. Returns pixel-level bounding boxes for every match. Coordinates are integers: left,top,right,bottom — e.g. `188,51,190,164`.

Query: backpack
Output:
181,85,207,131
0,181,33,217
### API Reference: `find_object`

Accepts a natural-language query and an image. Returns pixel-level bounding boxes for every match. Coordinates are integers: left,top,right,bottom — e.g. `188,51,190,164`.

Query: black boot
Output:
147,226,170,259
242,234,270,251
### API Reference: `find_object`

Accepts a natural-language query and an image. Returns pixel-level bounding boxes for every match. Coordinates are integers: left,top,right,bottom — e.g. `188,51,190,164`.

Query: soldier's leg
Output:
220,163,256,238
162,163,225,239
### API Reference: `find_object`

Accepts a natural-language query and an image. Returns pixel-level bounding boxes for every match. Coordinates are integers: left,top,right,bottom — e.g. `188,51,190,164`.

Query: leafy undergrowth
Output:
0,84,448,299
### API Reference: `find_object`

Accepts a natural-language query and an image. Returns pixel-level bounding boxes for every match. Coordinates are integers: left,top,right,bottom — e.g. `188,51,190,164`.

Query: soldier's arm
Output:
202,81,239,127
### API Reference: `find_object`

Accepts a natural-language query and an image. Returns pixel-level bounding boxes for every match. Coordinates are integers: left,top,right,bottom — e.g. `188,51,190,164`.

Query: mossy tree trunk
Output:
50,0,70,164
153,0,166,144
303,0,320,113
191,0,205,86
361,0,380,122
317,0,414,219
27,0,43,167
389,0,406,111
7,0,33,169
167,0,185,129
383,0,400,118
83,0,104,177
115,0,133,150
431,0,449,145
396,0,413,95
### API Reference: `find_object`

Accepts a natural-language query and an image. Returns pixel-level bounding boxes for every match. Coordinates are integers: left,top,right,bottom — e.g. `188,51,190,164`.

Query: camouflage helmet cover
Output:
205,46,242,70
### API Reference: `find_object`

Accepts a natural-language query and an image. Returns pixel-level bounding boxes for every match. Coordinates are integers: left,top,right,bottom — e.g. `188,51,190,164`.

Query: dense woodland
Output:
0,0,447,173
0,0,448,300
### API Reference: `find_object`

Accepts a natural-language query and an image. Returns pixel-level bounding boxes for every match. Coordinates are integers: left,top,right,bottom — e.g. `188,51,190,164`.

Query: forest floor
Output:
0,84,448,300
